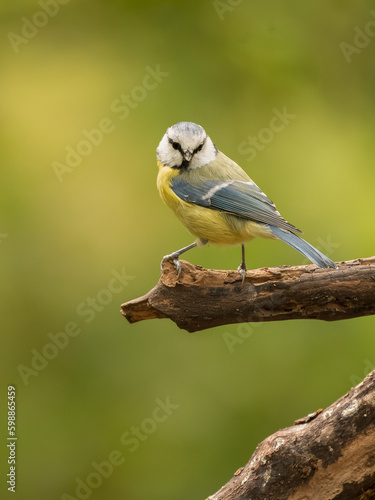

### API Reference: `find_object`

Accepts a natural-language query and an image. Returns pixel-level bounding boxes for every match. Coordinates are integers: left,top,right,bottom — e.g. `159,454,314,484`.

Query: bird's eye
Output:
193,143,204,154
172,142,180,150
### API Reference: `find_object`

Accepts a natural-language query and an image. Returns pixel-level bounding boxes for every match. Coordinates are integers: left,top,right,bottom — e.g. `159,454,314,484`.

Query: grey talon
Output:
174,258,182,278
238,266,246,284
161,254,182,277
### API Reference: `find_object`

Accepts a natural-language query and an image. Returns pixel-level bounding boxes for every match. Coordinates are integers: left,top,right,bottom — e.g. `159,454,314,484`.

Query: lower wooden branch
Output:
206,369,375,500
121,256,375,332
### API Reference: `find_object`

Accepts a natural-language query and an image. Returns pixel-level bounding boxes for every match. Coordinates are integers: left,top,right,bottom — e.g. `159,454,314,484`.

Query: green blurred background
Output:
1,1,375,498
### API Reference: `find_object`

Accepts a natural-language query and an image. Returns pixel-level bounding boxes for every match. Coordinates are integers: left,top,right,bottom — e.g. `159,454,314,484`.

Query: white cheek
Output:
157,137,183,166
189,144,217,169
168,150,182,166
158,148,182,167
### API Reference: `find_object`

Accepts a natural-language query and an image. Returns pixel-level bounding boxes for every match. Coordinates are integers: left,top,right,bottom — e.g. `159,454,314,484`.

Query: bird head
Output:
157,121,218,169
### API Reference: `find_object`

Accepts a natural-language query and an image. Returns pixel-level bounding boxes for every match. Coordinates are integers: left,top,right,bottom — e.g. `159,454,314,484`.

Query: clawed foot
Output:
160,242,199,277
161,253,182,277
237,263,247,285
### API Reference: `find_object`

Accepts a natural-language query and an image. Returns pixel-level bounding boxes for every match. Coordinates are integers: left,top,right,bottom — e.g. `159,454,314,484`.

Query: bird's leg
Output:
237,244,247,284
161,240,207,277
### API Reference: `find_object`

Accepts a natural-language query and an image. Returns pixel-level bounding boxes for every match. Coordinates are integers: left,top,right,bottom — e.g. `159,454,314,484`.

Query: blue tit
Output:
156,121,336,282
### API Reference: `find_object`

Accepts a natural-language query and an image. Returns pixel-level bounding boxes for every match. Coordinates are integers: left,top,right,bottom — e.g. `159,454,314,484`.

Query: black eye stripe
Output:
168,138,183,153
193,143,204,154
168,137,205,156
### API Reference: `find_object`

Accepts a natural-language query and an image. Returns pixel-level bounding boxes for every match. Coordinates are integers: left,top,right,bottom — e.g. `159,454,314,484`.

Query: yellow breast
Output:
156,161,273,245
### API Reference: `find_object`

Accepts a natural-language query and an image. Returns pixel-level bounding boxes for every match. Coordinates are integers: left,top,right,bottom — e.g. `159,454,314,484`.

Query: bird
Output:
156,121,336,282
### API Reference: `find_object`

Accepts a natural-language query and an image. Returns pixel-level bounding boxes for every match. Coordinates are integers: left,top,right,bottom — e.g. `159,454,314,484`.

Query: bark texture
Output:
121,256,375,332
206,369,375,500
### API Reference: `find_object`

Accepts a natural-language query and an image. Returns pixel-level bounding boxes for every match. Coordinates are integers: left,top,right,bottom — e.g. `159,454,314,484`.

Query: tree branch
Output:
206,369,375,500
121,256,375,332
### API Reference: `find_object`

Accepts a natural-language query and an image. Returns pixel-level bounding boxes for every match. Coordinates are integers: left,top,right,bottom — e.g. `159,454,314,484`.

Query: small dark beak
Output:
184,150,193,161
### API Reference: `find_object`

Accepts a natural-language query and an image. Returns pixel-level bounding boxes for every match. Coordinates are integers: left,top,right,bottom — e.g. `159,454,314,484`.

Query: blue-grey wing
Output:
171,177,302,233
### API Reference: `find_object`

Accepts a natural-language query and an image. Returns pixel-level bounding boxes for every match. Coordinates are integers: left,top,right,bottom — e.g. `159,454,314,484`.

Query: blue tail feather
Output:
269,226,336,269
